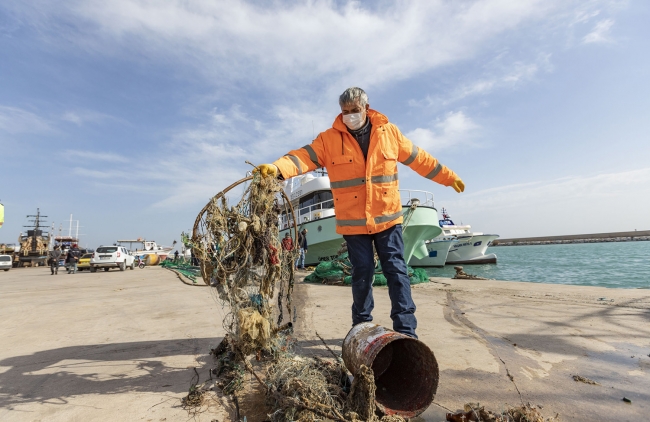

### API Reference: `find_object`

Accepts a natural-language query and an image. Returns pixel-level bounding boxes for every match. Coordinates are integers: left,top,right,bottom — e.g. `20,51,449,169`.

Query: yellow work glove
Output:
451,177,465,193
255,164,278,178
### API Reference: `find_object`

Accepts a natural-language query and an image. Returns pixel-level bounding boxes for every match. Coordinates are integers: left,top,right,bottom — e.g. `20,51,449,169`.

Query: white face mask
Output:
342,112,365,130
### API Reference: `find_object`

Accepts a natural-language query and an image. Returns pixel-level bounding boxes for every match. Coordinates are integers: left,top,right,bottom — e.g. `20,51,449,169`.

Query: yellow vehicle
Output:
77,253,93,271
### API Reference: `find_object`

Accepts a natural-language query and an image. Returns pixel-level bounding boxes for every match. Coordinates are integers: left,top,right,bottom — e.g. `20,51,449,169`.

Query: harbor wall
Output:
493,230,650,246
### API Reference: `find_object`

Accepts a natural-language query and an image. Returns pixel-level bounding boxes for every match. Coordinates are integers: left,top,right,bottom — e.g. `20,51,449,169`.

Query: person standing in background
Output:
66,244,82,274
50,246,62,275
296,229,308,270
281,232,294,252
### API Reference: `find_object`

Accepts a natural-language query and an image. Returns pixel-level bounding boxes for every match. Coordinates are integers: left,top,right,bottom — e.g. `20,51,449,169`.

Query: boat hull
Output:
279,206,441,266
280,215,343,266
408,240,454,267
445,234,499,265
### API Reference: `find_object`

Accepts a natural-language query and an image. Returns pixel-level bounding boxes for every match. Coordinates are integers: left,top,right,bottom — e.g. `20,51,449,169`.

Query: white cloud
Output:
0,105,50,134
7,0,581,95
582,19,614,44
61,110,121,126
410,53,554,108
73,167,129,179
570,8,601,26
405,111,480,152
64,150,129,163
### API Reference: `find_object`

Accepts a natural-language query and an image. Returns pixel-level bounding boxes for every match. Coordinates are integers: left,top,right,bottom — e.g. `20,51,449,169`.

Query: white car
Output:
90,246,135,272
0,255,12,271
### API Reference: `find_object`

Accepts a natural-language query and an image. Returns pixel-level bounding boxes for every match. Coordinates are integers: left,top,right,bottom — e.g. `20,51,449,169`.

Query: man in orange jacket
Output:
258,87,464,338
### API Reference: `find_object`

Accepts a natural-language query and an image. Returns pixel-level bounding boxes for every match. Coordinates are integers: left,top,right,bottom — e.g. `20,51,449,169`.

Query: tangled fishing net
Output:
187,171,410,421
190,172,298,356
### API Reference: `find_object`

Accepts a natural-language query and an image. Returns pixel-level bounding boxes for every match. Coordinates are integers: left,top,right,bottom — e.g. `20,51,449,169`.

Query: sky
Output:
1,0,649,249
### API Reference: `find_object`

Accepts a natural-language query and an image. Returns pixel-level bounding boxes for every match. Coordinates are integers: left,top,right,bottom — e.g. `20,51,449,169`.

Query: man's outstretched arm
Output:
392,124,465,193
256,136,326,179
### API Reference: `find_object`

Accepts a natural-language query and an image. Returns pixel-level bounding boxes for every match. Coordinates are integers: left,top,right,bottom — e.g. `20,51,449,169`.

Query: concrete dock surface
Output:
1,266,648,421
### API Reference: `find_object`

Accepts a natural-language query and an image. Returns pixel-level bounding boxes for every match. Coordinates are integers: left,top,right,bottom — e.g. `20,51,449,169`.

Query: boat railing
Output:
399,189,435,208
298,200,334,216
280,198,335,228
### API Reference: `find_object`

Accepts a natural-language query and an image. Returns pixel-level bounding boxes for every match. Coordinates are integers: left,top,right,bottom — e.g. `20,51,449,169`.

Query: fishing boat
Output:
409,208,499,266
278,171,443,266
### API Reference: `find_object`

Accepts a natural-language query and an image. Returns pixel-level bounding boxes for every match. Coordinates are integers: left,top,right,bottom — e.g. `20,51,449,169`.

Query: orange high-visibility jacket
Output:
273,109,459,235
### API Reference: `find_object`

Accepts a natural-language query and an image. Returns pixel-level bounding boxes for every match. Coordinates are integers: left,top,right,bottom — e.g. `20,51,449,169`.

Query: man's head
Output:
301,229,307,234
285,233,290,238
339,87,369,130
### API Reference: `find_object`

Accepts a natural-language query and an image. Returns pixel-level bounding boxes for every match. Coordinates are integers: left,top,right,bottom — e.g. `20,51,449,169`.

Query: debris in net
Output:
446,402,558,422
191,172,298,356
266,352,349,421
572,375,599,385
378,416,407,422
343,364,376,421
181,367,213,417
452,266,487,280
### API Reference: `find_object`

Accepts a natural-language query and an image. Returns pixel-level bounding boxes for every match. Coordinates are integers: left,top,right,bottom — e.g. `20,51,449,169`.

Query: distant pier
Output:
493,230,650,246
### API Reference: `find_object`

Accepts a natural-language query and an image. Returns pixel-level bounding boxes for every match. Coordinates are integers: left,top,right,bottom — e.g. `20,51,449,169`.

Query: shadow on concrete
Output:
0,337,221,409
0,334,350,410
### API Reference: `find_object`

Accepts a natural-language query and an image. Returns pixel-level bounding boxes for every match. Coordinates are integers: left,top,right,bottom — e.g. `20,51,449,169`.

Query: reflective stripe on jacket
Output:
273,109,458,235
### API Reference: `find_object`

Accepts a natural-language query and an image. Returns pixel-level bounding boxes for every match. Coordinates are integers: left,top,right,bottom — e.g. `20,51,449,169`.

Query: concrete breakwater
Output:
493,230,650,246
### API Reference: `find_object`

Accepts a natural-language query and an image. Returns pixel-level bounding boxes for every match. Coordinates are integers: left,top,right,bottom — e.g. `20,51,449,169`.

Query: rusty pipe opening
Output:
372,338,438,414
342,323,439,417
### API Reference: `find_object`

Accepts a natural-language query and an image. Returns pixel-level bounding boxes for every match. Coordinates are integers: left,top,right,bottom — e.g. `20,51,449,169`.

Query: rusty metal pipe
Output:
342,323,439,417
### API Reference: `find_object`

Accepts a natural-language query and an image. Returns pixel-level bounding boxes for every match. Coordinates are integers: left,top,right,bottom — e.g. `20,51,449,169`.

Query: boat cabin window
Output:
298,190,333,213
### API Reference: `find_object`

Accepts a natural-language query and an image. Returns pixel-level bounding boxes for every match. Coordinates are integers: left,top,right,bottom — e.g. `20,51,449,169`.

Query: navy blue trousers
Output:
343,224,417,338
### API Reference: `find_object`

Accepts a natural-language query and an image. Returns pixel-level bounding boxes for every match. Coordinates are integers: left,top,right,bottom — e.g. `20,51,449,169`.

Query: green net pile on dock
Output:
303,248,429,286
160,259,201,283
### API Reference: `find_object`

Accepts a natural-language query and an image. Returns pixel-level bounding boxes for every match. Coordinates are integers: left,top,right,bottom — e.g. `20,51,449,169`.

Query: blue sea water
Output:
423,241,650,289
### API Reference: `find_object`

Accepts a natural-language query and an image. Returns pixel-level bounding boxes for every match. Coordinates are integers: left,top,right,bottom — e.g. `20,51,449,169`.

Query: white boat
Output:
278,171,443,266
117,239,174,259
410,208,499,266
408,239,454,267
